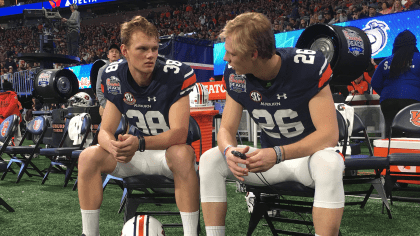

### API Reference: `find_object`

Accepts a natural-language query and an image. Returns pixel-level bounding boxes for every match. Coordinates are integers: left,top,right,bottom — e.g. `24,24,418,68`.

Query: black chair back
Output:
0,115,19,144
58,113,92,148
92,115,128,145
388,103,420,154
187,116,202,156
336,110,348,155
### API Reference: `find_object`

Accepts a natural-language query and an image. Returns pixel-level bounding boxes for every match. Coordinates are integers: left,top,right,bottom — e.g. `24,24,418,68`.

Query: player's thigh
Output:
110,150,173,179
228,146,314,187
78,144,117,174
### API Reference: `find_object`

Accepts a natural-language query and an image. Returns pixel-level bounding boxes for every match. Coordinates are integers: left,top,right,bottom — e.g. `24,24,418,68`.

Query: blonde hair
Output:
120,15,159,47
220,12,275,59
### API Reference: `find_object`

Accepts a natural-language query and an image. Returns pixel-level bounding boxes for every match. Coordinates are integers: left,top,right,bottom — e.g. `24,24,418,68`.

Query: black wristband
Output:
137,135,145,152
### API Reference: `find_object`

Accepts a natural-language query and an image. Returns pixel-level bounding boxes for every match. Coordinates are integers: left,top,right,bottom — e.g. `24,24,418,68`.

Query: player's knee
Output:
199,147,225,181
310,150,345,182
166,144,195,172
78,145,103,172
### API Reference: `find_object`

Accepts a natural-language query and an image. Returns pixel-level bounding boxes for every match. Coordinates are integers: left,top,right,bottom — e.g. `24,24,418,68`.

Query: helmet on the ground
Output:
121,215,165,236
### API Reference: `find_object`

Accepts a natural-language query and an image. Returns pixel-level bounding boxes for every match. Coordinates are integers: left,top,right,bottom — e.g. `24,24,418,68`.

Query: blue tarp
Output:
159,36,214,82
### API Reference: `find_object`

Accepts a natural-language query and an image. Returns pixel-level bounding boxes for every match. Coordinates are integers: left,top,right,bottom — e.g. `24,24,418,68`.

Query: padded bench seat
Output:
123,175,175,189
40,147,81,156
345,156,389,170
5,146,41,154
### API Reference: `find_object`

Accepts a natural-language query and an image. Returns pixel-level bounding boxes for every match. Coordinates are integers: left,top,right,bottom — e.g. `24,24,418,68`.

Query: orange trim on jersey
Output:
137,216,145,235
319,64,332,88
101,84,104,93
181,74,197,90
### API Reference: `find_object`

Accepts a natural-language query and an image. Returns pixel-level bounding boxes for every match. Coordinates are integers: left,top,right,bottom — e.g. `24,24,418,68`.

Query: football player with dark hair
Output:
77,15,199,236
199,12,345,236
96,43,122,116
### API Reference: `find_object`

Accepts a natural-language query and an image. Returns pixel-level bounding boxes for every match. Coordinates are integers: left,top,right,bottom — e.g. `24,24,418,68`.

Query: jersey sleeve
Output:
101,61,124,112
296,50,332,100
168,62,196,106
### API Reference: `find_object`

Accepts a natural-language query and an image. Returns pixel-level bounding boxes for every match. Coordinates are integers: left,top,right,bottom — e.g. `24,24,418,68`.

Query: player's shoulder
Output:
155,56,195,79
278,47,326,65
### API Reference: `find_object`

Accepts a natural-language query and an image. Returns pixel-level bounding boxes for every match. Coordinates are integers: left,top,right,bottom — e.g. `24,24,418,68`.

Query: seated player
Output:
200,12,345,236
77,16,199,236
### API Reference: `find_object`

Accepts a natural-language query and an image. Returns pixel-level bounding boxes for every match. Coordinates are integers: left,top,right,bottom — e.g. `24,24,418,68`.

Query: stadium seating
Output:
383,103,420,205
120,116,201,234
40,113,91,187
1,115,48,183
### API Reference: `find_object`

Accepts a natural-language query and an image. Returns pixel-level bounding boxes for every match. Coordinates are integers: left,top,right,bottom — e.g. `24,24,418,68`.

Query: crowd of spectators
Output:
1,0,420,75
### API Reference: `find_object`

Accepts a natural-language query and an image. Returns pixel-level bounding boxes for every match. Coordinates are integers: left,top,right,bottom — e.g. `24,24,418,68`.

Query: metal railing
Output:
0,68,41,96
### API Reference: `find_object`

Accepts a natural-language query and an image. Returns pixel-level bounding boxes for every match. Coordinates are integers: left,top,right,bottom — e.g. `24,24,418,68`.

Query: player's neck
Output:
252,54,281,81
129,68,153,87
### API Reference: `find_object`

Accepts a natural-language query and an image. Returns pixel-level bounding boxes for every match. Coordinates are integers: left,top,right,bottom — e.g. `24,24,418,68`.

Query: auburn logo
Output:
1,121,10,137
33,120,42,131
410,110,420,127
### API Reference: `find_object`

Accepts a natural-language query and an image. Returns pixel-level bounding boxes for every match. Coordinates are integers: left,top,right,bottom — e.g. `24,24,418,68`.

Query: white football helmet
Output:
68,92,93,107
121,215,165,236
189,83,209,107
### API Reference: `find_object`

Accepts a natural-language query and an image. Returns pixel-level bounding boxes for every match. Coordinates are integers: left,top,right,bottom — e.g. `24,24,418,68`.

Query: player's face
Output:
122,30,159,75
223,37,253,75
107,48,120,62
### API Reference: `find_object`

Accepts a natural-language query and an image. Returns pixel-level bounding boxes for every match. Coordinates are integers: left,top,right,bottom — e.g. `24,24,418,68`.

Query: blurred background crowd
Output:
0,0,419,74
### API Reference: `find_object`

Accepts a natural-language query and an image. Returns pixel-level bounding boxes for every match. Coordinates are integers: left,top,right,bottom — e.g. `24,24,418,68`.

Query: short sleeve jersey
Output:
224,48,332,148
102,57,196,136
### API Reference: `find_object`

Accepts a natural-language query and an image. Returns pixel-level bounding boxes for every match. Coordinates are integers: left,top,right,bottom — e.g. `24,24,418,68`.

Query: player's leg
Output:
200,146,344,236
309,149,345,236
165,144,200,236
199,147,230,236
78,145,118,236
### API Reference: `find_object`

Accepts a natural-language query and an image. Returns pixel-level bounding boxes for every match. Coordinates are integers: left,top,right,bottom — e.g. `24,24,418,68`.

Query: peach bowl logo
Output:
1,121,10,137
33,119,42,131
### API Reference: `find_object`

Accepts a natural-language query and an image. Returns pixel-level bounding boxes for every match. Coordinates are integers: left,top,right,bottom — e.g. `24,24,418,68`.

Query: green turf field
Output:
1,140,420,235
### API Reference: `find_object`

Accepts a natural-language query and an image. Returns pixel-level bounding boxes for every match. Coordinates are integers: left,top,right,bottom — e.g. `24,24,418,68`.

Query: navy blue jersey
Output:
224,48,332,148
102,57,196,136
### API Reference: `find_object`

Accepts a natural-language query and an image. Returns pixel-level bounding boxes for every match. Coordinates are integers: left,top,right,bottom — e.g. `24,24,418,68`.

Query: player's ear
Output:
251,50,258,60
121,44,128,57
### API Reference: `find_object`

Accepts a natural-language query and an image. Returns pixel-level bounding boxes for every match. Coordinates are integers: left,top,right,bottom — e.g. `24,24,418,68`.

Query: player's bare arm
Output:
98,100,123,154
142,95,191,150
284,84,338,159
218,93,250,181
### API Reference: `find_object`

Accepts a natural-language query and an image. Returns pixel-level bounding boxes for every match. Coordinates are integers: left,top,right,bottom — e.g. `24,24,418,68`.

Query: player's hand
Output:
225,146,250,182
246,148,277,173
109,134,138,163
61,18,67,22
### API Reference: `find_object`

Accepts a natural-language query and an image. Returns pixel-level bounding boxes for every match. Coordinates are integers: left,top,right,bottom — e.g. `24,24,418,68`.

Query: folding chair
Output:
342,113,392,219
0,115,19,176
40,113,92,187
383,103,420,204
72,115,128,191
1,116,48,183
121,116,201,234
0,160,14,212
